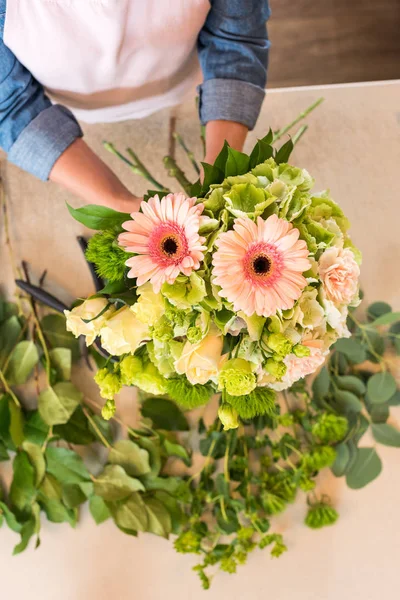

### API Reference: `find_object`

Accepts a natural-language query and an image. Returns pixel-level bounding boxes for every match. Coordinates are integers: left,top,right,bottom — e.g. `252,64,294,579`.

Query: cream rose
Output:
318,247,359,305
131,282,165,326
64,298,114,346
100,306,149,356
174,326,224,385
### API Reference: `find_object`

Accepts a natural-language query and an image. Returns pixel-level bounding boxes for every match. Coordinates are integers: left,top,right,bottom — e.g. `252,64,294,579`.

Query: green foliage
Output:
141,397,189,431
86,228,130,282
305,504,339,529
66,203,130,230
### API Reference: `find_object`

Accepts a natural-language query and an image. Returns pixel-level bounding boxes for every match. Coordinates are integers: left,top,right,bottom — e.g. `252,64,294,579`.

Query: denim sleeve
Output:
0,4,82,180
198,0,271,130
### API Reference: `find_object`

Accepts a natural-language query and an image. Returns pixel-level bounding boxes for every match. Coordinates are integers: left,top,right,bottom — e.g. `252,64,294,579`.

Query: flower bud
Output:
218,403,240,431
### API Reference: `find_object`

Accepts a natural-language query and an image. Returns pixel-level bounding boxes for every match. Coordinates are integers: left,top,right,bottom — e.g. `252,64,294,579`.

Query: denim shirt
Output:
0,0,270,181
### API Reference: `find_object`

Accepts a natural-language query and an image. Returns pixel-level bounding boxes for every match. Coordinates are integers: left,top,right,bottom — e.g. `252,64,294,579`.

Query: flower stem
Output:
272,98,324,142
0,368,21,407
292,125,308,146
163,155,193,195
82,406,112,449
173,132,201,175
103,142,168,191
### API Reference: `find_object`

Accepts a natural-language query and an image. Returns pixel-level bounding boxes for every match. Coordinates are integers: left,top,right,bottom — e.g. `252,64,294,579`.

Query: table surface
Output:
1,80,400,600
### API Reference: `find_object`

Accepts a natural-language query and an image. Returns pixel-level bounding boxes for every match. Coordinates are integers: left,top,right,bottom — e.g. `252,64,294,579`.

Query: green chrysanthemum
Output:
305,504,339,529
166,377,213,409
311,413,348,443
225,387,277,420
86,228,130,282
218,358,257,397
264,358,287,379
264,333,293,357
120,355,168,396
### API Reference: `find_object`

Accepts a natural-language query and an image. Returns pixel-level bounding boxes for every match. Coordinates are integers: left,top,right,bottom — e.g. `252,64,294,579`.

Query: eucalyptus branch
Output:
163,155,193,195
272,98,324,142
173,132,201,175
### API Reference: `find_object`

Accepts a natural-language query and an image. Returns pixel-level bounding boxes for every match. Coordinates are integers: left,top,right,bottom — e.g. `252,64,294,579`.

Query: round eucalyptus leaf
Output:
346,448,382,490
371,424,400,447
367,372,397,404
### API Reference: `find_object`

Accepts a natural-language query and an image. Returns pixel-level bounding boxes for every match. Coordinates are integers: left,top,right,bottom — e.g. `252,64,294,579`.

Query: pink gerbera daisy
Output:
212,214,311,317
119,193,207,293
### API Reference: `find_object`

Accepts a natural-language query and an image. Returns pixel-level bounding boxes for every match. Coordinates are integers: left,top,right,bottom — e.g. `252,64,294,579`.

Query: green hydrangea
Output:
218,358,257,397
162,272,206,309
311,413,348,443
301,445,337,472
218,403,239,431
305,504,339,529
293,344,311,358
101,399,116,420
151,316,174,342
120,355,168,395
86,228,129,282
94,368,122,400
225,387,276,420
265,333,293,357
264,358,287,379
166,376,213,409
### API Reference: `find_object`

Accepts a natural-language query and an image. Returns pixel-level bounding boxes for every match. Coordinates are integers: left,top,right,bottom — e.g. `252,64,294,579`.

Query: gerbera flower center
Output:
253,255,271,275
162,236,179,256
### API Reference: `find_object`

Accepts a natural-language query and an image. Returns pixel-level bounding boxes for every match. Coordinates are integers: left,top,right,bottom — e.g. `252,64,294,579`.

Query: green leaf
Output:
39,382,82,426
0,502,22,533
8,400,25,447
62,482,93,508
89,495,111,525
216,506,239,534
6,341,39,385
13,503,40,555
163,438,191,467
39,496,76,525
371,424,400,447
367,372,397,404
93,464,145,501
24,411,49,446
141,397,189,431
331,442,351,477
45,446,91,485
388,390,400,406
346,447,382,489
134,436,161,476
275,138,294,164
0,394,11,441
0,440,9,461
108,492,148,533
41,314,80,361
312,366,330,399
389,322,400,354
334,389,363,413
89,414,114,446
0,316,22,369
54,405,95,445
370,312,400,327
66,203,130,230
108,440,151,477
334,338,366,363
140,475,187,497
249,139,274,169
0,300,18,324
369,402,389,424
9,451,36,510
22,441,46,487
49,348,72,381
200,162,224,193
213,140,230,173
367,302,392,320
154,491,184,535
335,375,366,396
145,497,172,538
39,474,62,500
225,147,250,177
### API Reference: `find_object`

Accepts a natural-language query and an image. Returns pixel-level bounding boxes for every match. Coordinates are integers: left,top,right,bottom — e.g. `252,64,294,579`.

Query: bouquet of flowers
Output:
66,127,361,426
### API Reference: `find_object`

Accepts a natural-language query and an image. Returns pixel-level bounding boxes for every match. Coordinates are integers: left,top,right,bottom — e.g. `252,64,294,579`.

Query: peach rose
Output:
318,247,359,305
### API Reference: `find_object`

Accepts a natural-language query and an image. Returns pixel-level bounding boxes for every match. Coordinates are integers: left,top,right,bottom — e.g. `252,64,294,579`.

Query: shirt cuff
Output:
198,78,266,131
8,104,83,181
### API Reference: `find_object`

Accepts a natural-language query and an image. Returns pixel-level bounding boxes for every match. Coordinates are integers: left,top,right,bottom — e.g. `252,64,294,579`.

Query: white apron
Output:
4,0,210,123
